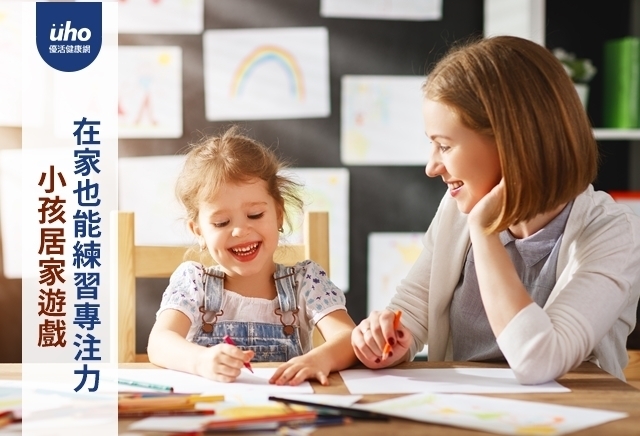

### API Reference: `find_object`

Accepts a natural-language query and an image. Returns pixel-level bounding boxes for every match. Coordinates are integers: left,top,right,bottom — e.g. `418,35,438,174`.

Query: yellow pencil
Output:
119,394,225,410
185,394,226,403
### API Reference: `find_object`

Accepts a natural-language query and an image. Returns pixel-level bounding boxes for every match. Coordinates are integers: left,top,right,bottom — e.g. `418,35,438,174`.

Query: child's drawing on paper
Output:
321,0,442,21
119,46,182,138
118,0,203,34
281,168,349,292
0,4,21,126
0,150,21,278
118,155,191,245
367,233,423,313
230,44,306,102
204,28,330,121
341,76,428,165
368,233,426,356
53,46,117,139
361,392,626,435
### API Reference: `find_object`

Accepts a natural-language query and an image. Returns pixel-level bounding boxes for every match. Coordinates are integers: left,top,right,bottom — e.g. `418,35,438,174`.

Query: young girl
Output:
147,127,357,386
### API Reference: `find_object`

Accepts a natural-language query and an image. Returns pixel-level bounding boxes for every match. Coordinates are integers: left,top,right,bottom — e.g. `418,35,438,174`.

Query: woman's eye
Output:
213,221,229,228
248,212,265,220
439,145,450,153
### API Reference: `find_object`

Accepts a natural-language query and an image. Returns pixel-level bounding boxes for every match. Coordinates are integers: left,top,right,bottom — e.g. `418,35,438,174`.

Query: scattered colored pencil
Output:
118,394,225,416
117,378,174,392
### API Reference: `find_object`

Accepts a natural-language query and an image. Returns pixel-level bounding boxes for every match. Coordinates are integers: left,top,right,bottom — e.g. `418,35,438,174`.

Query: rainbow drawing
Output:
230,45,305,100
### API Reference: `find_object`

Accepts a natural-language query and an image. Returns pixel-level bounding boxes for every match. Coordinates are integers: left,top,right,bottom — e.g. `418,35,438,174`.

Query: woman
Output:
352,36,640,384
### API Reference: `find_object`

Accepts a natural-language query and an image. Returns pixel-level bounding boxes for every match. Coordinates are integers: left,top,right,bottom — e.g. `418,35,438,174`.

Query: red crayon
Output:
222,335,254,373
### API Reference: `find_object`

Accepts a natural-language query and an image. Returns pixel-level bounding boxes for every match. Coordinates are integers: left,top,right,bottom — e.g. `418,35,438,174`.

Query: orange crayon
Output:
382,311,402,361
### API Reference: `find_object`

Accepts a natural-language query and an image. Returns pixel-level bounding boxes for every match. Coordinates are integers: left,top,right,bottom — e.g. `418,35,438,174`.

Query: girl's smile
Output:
228,241,262,262
190,178,282,286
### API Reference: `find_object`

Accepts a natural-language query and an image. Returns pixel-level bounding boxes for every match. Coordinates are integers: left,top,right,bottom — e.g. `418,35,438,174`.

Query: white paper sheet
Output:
0,380,22,417
114,368,314,395
340,368,570,394
270,394,363,407
118,46,183,138
118,154,191,246
484,0,545,46
118,0,204,35
281,168,350,291
341,76,428,165
129,415,215,432
0,3,21,126
203,27,330,121
321,0,442,21
0,149,21,278
368,232,423,313
367,232,427,356
53,46,119,140
356,392,626,435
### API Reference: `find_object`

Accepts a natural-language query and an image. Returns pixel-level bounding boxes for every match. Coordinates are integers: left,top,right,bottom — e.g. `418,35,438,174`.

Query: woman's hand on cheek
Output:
468,178,505,230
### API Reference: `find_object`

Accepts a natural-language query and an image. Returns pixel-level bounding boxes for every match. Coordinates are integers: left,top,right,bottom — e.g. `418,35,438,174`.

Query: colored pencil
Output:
117,378,174,392
118,409,215,419
119,394,225,410
382,310,402,361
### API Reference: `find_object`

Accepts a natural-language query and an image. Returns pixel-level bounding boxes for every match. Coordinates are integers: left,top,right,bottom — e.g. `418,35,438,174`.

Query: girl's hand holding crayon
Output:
195,343,255,383
351,309,411,369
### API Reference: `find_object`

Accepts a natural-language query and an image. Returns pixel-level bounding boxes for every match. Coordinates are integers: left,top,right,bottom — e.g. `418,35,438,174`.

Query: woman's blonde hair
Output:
176,126,303,230
423,35,598,232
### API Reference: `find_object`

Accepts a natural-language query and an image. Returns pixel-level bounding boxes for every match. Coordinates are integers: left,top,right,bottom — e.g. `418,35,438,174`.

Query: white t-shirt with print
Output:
156,260,347,353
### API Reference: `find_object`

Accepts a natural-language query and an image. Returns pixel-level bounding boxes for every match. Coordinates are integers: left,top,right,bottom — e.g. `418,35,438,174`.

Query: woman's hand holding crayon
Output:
351,309,411,369
195,341,255,383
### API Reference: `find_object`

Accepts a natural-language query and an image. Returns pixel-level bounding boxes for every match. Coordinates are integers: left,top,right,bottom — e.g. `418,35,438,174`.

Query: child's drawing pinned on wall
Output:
118,46,182,139
204,27,330,121
118,0,203,34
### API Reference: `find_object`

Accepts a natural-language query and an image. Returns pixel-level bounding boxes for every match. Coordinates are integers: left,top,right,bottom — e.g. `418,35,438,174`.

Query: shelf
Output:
593,129,640,140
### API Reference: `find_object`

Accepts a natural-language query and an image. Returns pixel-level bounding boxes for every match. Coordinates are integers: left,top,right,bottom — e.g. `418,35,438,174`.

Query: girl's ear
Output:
188,220,201,237
276,204,285,230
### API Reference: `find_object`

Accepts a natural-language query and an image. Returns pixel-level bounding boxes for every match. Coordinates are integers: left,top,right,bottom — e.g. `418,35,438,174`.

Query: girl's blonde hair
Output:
176,126,303,230
423,35,599,233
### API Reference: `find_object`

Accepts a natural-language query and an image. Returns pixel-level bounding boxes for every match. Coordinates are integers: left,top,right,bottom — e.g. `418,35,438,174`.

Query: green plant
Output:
553,48,597,84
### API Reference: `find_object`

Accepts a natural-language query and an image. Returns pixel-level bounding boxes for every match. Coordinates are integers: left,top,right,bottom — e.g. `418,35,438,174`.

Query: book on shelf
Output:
603,36,640,128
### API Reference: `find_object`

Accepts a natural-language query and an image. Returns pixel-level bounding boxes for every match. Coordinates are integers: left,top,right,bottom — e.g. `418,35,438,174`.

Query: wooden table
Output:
3,362,640,435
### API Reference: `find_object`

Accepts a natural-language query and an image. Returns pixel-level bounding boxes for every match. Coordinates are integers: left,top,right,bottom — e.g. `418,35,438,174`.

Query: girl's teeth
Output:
232,243,258,255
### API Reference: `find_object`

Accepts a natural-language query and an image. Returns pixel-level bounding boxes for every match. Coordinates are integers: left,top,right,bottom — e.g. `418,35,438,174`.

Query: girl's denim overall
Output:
193,264,304,362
